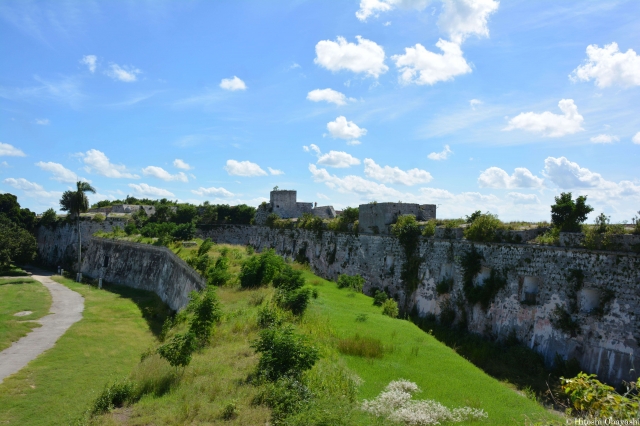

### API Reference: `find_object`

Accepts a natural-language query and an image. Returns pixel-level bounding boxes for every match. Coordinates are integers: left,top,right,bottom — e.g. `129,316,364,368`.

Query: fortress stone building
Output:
254,190,336,224
359,202,437,234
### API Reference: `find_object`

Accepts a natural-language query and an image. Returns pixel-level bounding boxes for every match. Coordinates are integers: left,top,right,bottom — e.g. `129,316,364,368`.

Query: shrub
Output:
93,213,105,223
90,379,136,416
297,213,324,233
254,376,312,424
124,222,138,235
39,208,58,229
266,213,280,228
186,287,222,345
373,289,388,306
561,373,639,420
272,265,305,291
435,277,454,295
583,213,626,250
172,222,195,241
198,238,214,256
157,332,196,368
221,401,239,420
421,219,436,237
207,257,231,286
463,212,503,242
187,253,211,276
391,215,422,294
0,215,37,268
465,210,482,224
382,299,399,318
257,305,284,329
251,325,320,381
551,192,593,232
336,274,365,292
275,287,311,316
633,211,640,235
239,249,285,288
337,334,384,358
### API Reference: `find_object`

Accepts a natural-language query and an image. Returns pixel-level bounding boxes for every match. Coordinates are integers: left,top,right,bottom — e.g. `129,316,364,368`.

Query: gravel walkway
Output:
0,270,84,384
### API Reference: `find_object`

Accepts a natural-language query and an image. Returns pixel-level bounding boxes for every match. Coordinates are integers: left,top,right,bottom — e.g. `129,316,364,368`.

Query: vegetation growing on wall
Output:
459,245,506,311
551,192,593,233
391,215,423,296
583,213,626,251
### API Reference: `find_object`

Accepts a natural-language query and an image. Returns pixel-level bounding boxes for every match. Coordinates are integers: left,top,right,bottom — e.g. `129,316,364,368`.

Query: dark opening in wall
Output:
103,255,110,268
522,276,540,304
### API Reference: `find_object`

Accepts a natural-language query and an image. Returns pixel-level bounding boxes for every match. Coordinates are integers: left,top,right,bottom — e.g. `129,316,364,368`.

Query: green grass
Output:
0,276,170,426
0,277,51,352
296,268,561,425
0,264,30,277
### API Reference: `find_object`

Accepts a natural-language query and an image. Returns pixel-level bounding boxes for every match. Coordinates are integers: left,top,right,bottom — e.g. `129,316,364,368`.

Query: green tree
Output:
0,215,37,268
59,181,96,274
39,208,58,229
551,192,593,232
0,193,36,231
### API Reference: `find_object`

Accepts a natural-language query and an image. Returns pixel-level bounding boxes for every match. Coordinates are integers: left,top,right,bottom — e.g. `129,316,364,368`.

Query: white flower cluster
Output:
361,379,488,425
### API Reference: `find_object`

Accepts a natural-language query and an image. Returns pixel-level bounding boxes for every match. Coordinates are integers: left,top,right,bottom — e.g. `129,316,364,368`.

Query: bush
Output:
275,287,312,316
463,212,503,242
207,257,231,286
583,213,626,250
124,222,138,235
373,289,388,306
561,373,640,420
254,376,312,424
172,222,195,241
90,379,137,416
186,287,222,345
251,325,320,381
421,219,436,237
239,249,285,288
272,265,305,291
157,332,196,368
0,215,37,268
198,238,214,256
39,208,58,229
221,401,239,420
633,211,640,235
337,334,384,358
336,274,365,292
381,299,399,318
93,213,105,223
435,277,454,295
466,210,482,223
257,305,284,329
551,192,593,233
391,214,422,293
297,213,324,233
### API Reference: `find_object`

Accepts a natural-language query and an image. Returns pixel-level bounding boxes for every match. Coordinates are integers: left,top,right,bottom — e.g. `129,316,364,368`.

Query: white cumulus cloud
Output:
128,183,174,198
364,158,433,185
309,164,409,200
36,161,89,183
105,64,141,82
224,160,267,177
469,99,482,109
504,99,584,137
314,36,388,78
303,144,322,155
173,159,192,170
307,88,350,106
317,151,361,168
268,167,284,175
191,186,234,197
0,142,26,157
81,55,97,73
220,76,247,91
392,39,471,85
438,0,500,44
356,0,430,21
427,145,453,160
327,116,367,140
142,166,188,182
633,132,640,145
35,119,50,125
507,192,539,204
478,167,544,188
543,156,606,188
79,149,139,179
570,42,640,88
590,134,619,144
2,177,61,198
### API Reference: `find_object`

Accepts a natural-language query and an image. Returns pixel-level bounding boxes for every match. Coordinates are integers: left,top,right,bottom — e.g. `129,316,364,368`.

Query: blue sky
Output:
1,0,639,222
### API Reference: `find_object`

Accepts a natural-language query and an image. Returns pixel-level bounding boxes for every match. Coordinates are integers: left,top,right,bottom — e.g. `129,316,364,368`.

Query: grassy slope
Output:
0,277,52,352
298,270,558,425
0,277,168,426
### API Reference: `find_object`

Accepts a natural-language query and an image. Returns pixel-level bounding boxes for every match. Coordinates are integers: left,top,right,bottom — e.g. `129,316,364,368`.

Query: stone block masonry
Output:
198,224,640,386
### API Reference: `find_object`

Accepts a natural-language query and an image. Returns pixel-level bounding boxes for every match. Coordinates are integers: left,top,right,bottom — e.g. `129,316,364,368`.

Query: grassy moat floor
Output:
0,242,562,425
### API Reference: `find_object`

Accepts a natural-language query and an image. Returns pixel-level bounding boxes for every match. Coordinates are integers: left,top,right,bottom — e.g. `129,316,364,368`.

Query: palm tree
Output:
60,181,96,278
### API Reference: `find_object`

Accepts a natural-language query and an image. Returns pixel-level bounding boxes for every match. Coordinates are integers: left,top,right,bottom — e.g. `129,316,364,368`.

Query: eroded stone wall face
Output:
199,225,640,386
80,239,205,311
358,203,437,234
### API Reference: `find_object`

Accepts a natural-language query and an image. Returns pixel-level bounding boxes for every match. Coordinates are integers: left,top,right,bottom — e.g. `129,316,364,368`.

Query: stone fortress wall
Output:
254,190,337,224
198,224,640,386
358,202,437,235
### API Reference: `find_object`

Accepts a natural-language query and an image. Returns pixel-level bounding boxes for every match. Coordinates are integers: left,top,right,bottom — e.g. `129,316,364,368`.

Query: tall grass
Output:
338,334,385,358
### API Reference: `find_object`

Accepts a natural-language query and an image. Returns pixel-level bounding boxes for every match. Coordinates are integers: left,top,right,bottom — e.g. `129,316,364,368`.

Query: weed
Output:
221,400,239,420
382,298,399,318
337,334,384,358
355,313,368,322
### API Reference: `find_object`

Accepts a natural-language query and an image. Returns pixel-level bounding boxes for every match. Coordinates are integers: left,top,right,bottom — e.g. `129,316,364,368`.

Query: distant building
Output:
255,190,337,224
358,202,436,234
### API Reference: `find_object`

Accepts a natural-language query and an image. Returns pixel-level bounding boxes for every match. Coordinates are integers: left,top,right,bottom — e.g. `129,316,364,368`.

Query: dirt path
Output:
0,269,84,384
